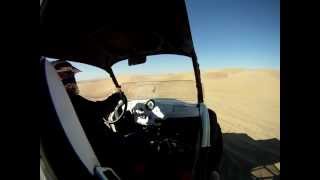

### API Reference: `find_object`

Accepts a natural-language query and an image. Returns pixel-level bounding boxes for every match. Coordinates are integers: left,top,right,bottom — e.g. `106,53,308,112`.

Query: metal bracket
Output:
95,167,121,180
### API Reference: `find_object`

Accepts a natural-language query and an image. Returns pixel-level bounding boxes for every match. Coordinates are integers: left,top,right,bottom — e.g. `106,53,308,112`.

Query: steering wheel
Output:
106,91,128,124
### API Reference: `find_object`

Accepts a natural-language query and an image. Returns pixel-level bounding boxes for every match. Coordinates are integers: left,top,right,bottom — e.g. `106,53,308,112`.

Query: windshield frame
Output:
106,54,204,104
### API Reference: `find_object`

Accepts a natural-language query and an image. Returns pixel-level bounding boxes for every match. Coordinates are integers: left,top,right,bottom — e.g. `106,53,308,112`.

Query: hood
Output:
40,0,197,69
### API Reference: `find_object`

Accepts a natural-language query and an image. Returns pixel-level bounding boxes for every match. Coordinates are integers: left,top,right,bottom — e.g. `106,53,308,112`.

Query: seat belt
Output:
45,60,120,180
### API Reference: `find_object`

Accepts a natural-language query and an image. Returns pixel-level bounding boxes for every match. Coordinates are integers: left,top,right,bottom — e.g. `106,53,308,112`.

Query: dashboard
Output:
127,99,199,126
115,99,201,157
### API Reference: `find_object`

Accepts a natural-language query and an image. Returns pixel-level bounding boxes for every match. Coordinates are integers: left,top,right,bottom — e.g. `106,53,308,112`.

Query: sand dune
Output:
78,69,280,179
201,69,280,140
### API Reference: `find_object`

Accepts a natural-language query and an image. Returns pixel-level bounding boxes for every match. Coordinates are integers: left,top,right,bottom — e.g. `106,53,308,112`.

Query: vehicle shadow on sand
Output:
220,133,280,180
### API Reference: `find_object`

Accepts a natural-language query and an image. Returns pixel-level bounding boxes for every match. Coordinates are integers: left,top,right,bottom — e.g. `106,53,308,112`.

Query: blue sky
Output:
186,0,279,69
49,0,280,81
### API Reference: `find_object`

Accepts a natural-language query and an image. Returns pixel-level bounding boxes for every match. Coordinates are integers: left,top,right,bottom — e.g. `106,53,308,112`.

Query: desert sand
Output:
78,68,280,179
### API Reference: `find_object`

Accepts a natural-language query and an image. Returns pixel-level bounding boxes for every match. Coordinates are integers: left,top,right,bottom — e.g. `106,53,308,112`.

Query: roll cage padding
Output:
192,106,223,180
40,59,100,179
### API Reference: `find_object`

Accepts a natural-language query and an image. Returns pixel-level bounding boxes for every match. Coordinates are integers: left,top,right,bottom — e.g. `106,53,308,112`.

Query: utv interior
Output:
40,0,223,180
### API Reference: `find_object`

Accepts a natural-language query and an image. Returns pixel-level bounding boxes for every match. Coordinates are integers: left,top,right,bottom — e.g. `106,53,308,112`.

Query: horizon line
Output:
76,67,280,81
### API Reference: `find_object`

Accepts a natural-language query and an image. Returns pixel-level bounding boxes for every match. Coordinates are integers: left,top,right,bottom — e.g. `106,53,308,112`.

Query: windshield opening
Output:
112,55,197,103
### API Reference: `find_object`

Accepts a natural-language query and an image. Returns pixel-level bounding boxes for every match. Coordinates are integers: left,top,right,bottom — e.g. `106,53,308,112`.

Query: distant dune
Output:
78,68,280,179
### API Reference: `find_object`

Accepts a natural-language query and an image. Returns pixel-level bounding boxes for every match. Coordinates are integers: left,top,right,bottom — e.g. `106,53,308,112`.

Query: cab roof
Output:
40,0,197,69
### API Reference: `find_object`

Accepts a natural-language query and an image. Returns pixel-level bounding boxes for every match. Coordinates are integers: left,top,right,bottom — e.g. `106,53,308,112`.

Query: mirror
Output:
128,56,147,66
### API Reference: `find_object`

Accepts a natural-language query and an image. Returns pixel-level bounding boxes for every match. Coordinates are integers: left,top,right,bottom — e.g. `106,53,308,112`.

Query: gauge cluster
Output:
127,99,199,126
